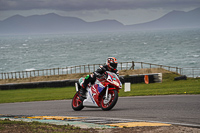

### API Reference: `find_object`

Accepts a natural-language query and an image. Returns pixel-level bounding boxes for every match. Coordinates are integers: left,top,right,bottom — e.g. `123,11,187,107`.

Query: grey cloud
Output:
0,0,200,11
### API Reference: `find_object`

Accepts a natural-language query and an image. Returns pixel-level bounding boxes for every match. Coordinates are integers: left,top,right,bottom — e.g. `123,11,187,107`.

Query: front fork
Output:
75,83,79,92
103,85,114,105
104,85,118,100
105,85,109,100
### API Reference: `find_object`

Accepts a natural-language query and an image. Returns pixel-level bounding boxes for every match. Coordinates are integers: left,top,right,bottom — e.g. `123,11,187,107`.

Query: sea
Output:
0,28,200,74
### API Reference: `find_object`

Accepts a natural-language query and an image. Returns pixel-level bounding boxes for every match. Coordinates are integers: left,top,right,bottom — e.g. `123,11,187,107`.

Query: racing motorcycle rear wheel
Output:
100,89,118,111
72,92,84,111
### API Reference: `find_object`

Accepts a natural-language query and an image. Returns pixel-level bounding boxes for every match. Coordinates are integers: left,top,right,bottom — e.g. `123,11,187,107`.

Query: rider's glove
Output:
93,72,101,78
101,67,106,72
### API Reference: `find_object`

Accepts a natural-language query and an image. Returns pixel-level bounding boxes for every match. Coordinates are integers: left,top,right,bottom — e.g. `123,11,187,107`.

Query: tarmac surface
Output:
0,95,200,128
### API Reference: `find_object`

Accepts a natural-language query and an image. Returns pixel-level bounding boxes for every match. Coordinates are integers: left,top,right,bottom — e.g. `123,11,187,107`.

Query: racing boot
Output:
80,87,87,98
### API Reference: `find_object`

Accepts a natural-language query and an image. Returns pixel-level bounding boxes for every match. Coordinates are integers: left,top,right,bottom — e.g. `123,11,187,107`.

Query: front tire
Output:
100,89,118,111
71,92,84,111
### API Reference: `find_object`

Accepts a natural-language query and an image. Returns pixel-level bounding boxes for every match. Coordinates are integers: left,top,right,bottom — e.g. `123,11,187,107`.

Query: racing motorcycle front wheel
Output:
71,92,84,111
100,89,118,111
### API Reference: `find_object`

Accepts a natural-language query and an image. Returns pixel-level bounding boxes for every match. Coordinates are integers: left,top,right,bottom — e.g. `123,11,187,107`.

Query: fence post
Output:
4,73,6,79
7,73,9,79
25,71,28,78
1,73,3,79
75,66,76,73
88,64,90,73
21,71,23,78
93,64,95,72
29,71,31,82
11,72,13,79
130,61,135,70
4,73,5,79
141,62,143,69
19,72,22,79
66,67,68,74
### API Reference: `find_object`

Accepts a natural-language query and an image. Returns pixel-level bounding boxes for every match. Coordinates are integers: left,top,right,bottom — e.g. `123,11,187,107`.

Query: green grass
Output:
0,73,200,103
119,78,200,96
119,73,200,96
0,87,76,103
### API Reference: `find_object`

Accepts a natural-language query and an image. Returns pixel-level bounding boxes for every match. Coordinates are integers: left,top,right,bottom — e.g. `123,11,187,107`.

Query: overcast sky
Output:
0,0,200,25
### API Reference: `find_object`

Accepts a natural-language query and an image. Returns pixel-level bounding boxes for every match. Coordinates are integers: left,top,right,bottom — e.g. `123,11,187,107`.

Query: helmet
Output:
106,57,118,70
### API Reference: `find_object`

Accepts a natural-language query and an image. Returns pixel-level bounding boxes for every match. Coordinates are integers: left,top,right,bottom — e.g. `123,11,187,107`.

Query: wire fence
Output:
0,61,199,80
180,68,200,78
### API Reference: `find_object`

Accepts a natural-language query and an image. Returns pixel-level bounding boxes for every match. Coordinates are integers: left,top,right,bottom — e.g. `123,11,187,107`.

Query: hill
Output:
127,7,200,30
0,7,200,34
0,13,124,34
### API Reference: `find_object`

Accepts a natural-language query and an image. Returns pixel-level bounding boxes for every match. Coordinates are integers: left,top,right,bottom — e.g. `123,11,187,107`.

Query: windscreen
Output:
106,71,119,80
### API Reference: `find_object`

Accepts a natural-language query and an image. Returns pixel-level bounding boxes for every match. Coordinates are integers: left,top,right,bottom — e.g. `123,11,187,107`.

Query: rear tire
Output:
100,89,118,111
71,92,84,111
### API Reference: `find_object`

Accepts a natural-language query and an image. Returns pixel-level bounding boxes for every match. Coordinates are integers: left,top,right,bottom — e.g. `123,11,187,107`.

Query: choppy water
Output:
0,28,200,73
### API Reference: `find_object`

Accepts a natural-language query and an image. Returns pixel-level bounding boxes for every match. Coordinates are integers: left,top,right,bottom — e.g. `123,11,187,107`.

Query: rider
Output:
80,57,119,97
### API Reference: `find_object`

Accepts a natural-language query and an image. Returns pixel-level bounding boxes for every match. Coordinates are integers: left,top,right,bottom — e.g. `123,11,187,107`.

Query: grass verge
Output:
0,73,200,103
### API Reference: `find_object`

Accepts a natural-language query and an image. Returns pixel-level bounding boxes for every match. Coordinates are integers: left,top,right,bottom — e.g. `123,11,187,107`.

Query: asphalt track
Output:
0,95,200,127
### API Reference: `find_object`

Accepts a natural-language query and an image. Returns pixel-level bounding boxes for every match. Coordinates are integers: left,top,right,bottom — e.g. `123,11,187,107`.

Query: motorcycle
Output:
71,71,122,111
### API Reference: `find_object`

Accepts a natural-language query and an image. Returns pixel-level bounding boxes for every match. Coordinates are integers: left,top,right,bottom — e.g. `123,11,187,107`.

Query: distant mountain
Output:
128,7,200,30
0,13,125,34
0,7,200,34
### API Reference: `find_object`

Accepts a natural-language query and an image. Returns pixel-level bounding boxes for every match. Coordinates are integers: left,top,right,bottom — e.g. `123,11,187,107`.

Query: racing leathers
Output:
80,65,119,97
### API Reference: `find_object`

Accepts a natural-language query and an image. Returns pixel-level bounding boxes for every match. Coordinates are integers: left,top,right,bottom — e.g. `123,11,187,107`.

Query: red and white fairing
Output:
82,71,122,107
